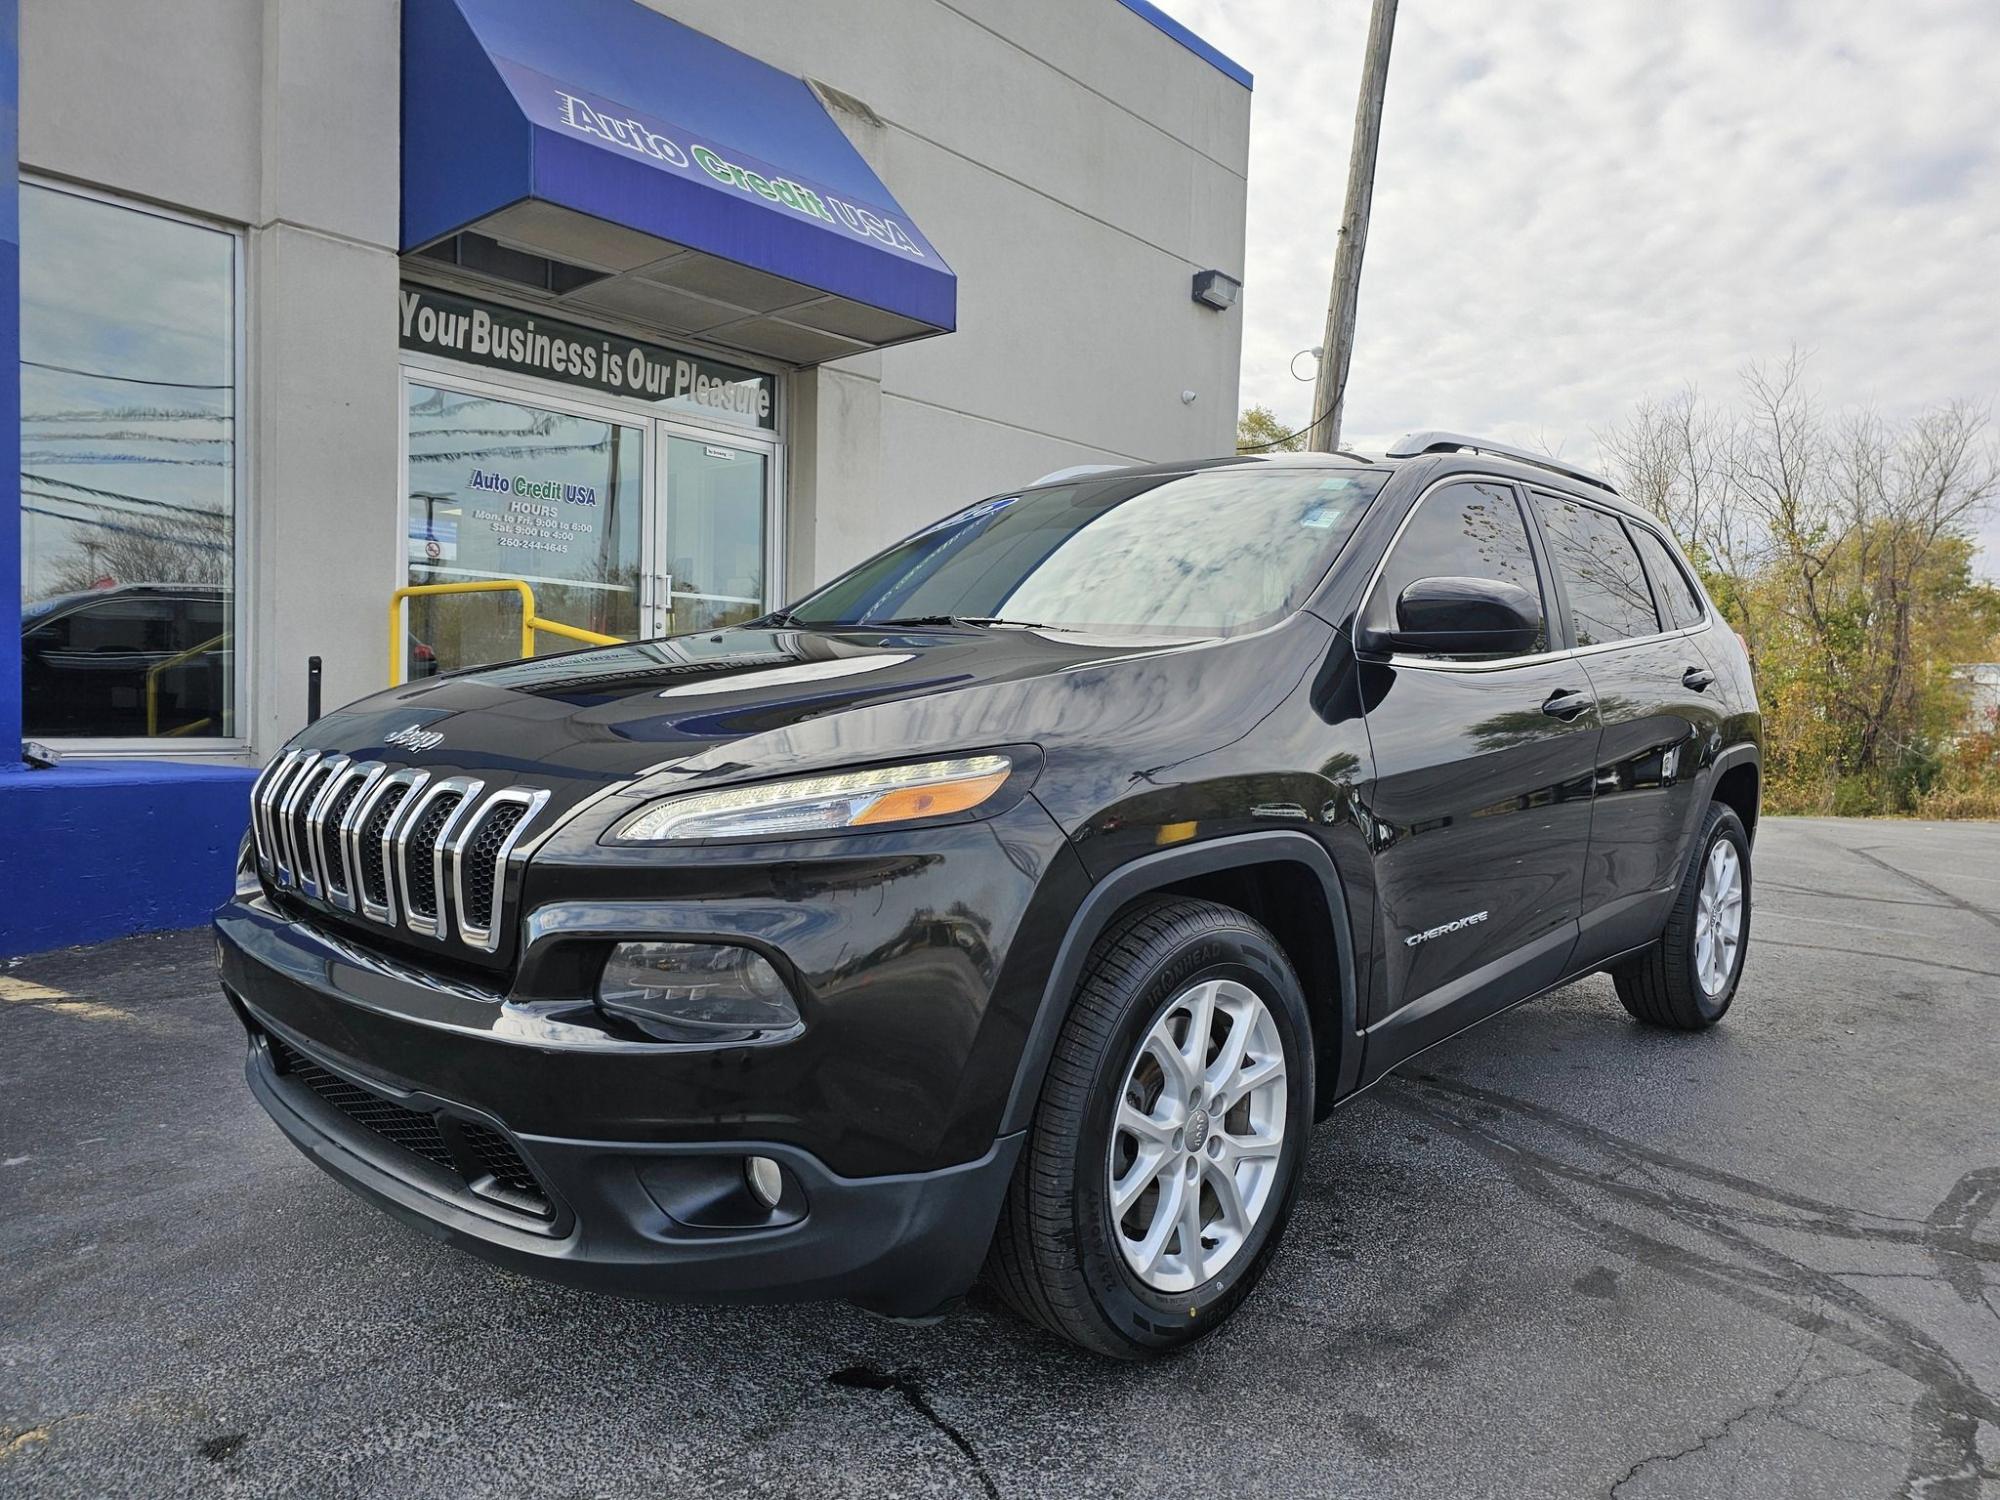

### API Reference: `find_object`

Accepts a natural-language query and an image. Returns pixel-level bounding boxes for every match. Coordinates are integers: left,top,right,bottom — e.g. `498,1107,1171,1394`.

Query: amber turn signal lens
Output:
852,769,1011,825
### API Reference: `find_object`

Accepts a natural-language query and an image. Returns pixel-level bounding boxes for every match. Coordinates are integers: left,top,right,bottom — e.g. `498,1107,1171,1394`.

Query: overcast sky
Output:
1165,0,2000,576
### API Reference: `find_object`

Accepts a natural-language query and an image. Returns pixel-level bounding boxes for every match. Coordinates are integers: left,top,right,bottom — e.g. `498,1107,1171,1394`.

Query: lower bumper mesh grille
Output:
265,1034,552,1220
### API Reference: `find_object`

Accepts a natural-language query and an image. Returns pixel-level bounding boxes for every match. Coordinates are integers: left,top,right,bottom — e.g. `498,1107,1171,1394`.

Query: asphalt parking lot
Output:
3,815,1997,1499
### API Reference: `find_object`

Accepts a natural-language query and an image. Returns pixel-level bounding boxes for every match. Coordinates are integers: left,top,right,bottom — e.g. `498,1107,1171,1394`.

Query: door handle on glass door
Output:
1682,666,1715,691
1542,688,1594,721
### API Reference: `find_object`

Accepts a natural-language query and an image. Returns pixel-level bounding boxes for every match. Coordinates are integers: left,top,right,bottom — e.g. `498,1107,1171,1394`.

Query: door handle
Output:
1542,688,1594,721
1682,666,1716,692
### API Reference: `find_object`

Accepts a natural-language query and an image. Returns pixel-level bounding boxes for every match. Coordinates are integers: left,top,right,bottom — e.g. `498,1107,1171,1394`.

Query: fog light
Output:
598,942,802,1044
745,1155,785,1209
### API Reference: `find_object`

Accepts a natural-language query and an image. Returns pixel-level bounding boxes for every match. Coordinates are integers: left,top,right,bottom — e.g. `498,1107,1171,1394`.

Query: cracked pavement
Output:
3,815,1998,1498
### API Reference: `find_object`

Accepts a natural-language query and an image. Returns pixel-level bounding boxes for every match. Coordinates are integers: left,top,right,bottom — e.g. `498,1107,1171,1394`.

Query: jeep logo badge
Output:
384,724,444,753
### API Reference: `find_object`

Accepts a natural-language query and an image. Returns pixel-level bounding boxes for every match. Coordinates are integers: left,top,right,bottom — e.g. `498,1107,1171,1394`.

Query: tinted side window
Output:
1369,481,1546,657
1631,527,1706,629
1530,494,1661,646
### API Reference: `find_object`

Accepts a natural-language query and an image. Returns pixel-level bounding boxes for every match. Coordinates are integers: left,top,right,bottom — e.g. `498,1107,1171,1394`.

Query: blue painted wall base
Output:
0,762,255,957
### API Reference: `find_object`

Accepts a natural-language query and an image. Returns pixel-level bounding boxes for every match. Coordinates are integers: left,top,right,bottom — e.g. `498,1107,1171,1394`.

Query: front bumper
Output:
235,997,1020,1317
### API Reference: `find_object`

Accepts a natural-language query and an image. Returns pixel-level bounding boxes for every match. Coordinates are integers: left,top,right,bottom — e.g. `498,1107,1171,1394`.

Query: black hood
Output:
292,618,1334,812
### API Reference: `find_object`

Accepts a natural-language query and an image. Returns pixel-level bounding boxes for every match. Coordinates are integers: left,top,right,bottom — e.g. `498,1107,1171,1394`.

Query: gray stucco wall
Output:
667,0,1251,576
19,0,1248,753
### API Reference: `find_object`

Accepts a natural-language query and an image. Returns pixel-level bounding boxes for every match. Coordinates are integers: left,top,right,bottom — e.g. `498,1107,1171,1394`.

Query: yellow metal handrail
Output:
145,630,229,736
389,579,624,685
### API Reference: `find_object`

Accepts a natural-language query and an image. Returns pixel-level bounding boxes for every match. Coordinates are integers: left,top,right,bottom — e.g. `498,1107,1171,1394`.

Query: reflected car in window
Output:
21,583,232,738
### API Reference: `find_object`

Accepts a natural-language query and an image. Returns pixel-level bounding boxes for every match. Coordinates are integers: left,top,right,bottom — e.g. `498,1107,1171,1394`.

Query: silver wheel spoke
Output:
1117,1099,1178,1148
1214,1126,1282,1168
1175,980,1219,1088
1219,1054,1283,1113
1112,1144,1172,1217
1178,1172,1207,1284
1130,1166,1185,1279
1204,1003,1255,1094
1205,1158,1252,1233
1142,1032,1192,1107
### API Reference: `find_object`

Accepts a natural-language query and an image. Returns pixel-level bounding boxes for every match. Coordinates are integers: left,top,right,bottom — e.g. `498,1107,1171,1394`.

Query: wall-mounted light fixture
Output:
1191,269,1240,311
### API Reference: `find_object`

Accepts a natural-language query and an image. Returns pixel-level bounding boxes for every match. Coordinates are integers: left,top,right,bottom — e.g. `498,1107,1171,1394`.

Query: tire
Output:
1612,802,1751,1030
985,896,1315,1358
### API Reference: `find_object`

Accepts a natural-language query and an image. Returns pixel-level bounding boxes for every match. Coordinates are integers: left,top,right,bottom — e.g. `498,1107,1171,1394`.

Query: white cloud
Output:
1166,0,2000,576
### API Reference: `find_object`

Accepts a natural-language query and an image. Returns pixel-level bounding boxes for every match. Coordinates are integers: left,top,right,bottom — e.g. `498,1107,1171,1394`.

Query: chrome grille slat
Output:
352,769,429,924
312,761,384,911
396,777,484,938
450,787,551,953
288,758,342,898
251,756,549,954
252,749,304,876
273,752,325,886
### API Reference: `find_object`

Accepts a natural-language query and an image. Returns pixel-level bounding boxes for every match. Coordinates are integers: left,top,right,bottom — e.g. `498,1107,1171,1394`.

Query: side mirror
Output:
1359,575,1540,658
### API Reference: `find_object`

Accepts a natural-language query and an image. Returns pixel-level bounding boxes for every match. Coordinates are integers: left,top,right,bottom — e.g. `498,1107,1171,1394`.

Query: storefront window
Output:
18,183,240,739
405,383,642,673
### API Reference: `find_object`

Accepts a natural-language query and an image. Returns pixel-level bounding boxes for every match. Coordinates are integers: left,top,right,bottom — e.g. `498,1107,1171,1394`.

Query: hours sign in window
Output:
405,383,642,674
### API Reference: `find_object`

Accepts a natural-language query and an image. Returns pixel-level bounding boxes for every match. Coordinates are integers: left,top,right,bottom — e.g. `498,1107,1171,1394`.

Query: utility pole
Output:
1308,0,1398,452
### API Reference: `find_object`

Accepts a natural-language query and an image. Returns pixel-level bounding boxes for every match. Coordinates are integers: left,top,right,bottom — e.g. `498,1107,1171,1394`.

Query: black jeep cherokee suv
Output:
217,432,1760,1357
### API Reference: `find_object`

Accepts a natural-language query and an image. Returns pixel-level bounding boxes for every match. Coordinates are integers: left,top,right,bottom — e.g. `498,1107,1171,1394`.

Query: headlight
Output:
611,753,1015,843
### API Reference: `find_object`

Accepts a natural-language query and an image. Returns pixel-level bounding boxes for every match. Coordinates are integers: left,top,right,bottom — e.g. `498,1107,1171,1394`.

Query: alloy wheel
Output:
1694,838,1745,996
1106,978,1288,1293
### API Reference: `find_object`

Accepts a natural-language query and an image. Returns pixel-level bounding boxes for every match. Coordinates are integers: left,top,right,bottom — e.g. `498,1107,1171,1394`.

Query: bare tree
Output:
1602,352,2000,803
44,510,232,595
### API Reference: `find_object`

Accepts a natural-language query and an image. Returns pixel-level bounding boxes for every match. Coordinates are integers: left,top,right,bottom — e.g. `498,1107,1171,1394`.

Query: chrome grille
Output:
249,754,550,954
396,779,482,938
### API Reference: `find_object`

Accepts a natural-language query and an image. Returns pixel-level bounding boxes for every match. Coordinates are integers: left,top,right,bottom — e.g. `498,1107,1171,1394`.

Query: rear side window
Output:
1367,481,1547,656
1631,527,1707,629
1529,494,1661,646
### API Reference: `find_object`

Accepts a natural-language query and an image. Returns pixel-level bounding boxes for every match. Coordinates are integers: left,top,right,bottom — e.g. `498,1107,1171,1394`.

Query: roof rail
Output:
1385,431,1618,495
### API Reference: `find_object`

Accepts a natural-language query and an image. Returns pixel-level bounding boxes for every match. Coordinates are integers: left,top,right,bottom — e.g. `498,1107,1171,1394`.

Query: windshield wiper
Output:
867,614,1068,630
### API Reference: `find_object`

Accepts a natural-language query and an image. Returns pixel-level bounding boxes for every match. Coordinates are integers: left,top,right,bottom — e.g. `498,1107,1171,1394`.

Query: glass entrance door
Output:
403,370,777,671
651,434,770,636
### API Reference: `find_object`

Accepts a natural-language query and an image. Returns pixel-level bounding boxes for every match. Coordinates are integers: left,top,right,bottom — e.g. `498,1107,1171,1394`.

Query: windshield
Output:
789,467,1386,639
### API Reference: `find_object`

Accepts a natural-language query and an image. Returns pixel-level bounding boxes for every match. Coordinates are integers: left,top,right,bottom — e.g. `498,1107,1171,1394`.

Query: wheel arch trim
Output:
1705,742,1763,836
998,830,1360,1137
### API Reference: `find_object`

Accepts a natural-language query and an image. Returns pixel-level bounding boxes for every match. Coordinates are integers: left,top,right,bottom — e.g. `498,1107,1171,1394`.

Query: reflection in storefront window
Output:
405,384,642,673
18,183,238,739
664,437,767,636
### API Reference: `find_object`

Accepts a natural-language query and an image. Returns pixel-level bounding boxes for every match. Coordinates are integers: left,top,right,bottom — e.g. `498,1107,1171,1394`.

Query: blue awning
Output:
402,0,955,361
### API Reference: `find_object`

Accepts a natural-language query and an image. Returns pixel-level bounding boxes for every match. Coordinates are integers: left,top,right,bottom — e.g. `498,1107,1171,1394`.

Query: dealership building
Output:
0,0,1250,953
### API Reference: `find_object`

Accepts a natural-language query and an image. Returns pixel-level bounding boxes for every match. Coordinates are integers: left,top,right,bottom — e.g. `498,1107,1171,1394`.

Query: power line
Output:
22,357,233,391
1238,364,1353,453
22,470,226,518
